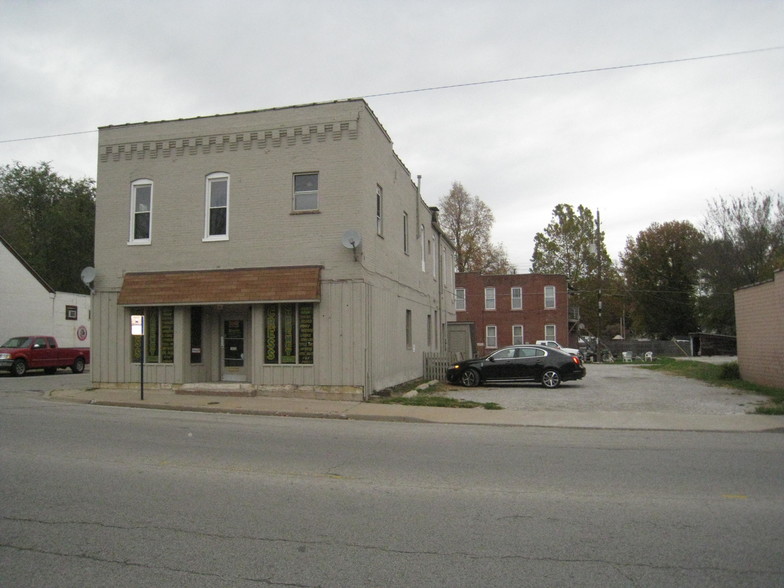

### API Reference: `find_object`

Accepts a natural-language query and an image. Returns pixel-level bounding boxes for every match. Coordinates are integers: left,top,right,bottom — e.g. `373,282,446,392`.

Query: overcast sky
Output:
2,0,782,272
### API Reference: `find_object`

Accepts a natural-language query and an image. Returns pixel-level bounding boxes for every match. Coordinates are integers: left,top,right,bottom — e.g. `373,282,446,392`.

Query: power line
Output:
0,129,97,145
364,46,784,98
2,46,782,145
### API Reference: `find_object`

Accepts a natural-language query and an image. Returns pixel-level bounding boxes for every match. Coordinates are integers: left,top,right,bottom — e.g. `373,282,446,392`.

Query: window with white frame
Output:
293,172,318,211
204,173,229,240
511,287,523,310
405,309,412,349
513,325,524,345
486,325,497,349
420,225,426,271
545,324,556,340
432,239,438,278
403,212,409,254
485,287,496,310
544,285,556,309
455,288,466,311
376,185,383,235
129,179,152,244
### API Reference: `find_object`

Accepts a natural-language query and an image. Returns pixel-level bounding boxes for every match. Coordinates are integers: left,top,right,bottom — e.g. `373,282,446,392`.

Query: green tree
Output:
620,221,704,339
698,191,784,334
0,162,95,293
438,181,515,273
531,204,621,339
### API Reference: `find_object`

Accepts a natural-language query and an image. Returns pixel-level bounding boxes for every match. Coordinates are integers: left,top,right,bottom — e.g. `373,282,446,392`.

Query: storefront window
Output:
131,307,174,364
264,303,314,364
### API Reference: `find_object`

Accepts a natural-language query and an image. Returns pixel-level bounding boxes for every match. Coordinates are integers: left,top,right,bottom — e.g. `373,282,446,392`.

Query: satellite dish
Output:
341,230,362,261
341,230,362,250
80,266,96,285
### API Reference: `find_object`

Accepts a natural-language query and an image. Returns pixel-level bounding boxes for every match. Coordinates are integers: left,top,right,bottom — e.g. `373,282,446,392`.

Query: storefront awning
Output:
117,266,322,306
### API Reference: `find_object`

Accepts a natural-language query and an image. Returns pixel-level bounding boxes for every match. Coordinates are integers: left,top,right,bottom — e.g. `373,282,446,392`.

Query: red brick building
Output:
454,272,571,356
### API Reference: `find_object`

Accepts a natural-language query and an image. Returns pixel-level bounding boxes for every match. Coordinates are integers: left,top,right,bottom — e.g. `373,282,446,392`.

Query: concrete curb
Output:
45,388,784,432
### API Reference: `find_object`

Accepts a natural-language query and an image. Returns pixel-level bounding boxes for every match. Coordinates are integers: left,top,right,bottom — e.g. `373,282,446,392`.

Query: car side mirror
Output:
488,356,495,362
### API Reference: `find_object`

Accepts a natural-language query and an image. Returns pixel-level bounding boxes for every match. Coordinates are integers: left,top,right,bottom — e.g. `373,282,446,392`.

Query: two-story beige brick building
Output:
92,99,455,399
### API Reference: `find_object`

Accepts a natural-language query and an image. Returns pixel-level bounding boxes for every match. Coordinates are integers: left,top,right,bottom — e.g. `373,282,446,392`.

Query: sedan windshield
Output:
1,337,32,348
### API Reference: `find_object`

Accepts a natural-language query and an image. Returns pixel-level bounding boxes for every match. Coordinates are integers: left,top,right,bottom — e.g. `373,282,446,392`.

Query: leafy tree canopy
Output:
620,220,704,339
698,190,784,334
0,162,95,293
438,181,515,274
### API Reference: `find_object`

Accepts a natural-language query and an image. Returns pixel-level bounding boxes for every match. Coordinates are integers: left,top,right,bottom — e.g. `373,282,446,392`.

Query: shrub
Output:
719,361,741,380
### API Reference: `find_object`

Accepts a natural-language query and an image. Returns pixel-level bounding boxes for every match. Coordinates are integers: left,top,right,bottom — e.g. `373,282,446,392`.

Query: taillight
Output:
572,356,581,365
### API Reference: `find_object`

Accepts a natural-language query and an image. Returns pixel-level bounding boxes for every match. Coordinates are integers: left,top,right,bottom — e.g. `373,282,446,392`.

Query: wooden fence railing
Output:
423,352,460,381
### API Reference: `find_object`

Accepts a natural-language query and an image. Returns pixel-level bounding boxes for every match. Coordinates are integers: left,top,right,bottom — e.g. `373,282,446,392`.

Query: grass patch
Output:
641,357,784,414
372,379,503,410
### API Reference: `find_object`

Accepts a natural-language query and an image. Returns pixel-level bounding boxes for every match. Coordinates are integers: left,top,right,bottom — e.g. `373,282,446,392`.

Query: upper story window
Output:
511,287,523,310
403,212,409,254
420,225,426,271
204,173,229,241
376,185,383,235
455,288,466,311
544,285,556,309
294,172,318,211
485,287,496,310
129,179,152,245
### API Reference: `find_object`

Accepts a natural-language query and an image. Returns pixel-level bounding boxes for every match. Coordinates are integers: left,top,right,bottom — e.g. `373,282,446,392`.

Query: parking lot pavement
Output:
442,363,769,415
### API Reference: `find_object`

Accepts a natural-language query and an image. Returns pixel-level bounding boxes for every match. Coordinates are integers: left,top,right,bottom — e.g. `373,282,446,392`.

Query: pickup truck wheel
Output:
71,357,85,374
12,359,27,377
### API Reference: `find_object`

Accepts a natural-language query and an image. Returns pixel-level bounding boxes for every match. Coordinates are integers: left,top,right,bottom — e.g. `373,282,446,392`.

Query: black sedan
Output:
446,345,586,389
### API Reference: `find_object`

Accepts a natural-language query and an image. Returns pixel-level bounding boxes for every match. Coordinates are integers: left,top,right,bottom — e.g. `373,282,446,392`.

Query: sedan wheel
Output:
541,369,561,389
460,369,480,387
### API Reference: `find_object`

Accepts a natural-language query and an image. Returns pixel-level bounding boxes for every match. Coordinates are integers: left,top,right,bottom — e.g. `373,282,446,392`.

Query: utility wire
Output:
2,46,782,145
364,46,784,98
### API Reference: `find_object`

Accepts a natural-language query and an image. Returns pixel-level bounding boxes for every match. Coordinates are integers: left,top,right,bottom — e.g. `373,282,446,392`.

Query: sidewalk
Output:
46,387,784,432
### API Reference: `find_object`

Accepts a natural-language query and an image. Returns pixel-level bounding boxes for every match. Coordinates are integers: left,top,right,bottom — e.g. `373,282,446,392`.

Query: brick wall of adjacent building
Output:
455,272,569,355
734,269,784,389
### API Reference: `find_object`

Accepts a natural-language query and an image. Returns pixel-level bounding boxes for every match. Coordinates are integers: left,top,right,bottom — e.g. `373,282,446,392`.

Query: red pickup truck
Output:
0,336,90,377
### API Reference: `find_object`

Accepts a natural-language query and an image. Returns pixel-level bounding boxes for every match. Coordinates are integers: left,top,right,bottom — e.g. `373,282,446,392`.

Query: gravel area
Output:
443,361,769,415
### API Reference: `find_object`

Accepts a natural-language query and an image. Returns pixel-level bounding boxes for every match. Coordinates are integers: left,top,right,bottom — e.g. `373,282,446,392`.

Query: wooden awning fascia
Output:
117,266,322,306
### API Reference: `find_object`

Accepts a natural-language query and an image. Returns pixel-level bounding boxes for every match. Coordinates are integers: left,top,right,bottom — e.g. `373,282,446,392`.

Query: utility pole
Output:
596,210,602,361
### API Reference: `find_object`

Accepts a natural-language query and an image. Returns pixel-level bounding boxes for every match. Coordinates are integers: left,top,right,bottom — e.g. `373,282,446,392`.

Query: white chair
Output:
644,351,654,362
622,351,633,362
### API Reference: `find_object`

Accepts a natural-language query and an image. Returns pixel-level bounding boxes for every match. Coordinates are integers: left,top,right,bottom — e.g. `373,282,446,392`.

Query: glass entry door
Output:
222,316,247,382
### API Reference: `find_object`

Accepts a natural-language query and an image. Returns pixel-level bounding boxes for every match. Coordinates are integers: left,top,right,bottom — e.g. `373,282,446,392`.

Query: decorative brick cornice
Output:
99,119,358,162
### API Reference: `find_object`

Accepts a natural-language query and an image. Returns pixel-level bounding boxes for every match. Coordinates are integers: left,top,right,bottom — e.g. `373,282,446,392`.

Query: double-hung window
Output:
485,287,496,310
376,185,383,235
204,173,229,240
513,325,524,345
420,225,426,271
455,288,466,311
486,325,497,349
511,287,523,310
403,212,409,254
294,172,318,211
129,179,152,244
544,285,556,309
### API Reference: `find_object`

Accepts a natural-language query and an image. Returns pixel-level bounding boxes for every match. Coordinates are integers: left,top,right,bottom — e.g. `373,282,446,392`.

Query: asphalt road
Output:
1,390,783,587
443,361,769,414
